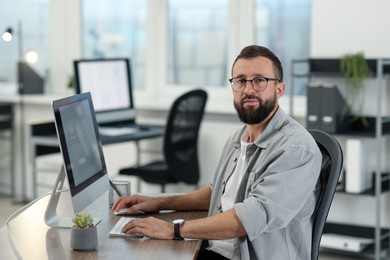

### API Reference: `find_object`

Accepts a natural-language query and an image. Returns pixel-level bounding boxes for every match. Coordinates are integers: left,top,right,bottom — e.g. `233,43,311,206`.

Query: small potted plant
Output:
70,212,98,251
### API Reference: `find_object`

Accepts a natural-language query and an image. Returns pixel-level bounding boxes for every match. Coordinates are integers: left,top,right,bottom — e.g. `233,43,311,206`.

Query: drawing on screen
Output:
60,100,103,186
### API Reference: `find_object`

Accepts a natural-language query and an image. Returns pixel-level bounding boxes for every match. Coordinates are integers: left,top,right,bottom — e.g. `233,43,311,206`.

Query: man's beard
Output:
234,93,277,124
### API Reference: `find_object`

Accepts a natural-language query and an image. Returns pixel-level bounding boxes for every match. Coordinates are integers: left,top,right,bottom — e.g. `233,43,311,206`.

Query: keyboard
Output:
99,126,138,136
109,217,144,238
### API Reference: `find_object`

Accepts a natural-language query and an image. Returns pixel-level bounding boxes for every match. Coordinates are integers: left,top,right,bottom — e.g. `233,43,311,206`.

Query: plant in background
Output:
71,212,94,228
340,52,372,127
67,75,75,89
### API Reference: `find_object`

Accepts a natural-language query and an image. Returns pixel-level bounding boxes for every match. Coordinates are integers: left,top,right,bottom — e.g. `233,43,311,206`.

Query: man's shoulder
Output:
278,118,317,148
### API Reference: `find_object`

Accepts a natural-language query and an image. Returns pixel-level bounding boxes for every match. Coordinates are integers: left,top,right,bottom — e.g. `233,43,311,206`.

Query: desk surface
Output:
0,192,207,260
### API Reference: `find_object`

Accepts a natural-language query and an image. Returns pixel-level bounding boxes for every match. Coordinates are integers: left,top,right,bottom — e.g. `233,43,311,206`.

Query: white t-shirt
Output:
207,138,249,259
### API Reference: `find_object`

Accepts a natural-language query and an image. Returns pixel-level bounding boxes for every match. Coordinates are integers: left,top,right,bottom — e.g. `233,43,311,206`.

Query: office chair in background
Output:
309,129,343,260
119,89,208,192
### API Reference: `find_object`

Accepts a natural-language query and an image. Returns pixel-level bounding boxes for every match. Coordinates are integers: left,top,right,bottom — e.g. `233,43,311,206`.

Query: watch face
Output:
173,219,184,225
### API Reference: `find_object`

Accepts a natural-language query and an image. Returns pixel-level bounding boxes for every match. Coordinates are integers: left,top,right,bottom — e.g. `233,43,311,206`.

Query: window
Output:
82,0,147,89
79,0,311,112
0,0,49,85
167,0,228,87
255,0,311,95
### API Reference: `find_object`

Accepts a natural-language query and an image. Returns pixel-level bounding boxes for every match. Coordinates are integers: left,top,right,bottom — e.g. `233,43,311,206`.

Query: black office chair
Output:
309,129,343,260
119,89,208,192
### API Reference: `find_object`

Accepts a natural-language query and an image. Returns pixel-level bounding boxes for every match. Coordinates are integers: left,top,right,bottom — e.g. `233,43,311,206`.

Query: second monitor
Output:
74,58,135,125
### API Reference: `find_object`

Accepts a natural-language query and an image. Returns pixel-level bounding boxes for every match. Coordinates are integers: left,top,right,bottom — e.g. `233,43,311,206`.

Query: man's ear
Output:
276,82,285,98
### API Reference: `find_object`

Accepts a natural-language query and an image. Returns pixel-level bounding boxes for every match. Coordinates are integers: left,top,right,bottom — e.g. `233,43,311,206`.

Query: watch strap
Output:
173,219,184,240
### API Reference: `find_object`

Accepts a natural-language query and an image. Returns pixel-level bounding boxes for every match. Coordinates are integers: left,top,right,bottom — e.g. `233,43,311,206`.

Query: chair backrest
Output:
163,89,208,184
309,129,343,260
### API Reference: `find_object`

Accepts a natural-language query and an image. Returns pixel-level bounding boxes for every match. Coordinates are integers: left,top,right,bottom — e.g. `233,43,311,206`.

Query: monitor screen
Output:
52,92,109,215
74,58,135,124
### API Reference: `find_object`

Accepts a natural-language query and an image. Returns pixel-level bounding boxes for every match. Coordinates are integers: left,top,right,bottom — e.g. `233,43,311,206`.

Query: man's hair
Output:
231,45,283,82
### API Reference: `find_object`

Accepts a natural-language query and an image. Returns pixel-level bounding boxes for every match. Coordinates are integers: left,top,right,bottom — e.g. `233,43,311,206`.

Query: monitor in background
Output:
45,92,109,228
73,58,135,125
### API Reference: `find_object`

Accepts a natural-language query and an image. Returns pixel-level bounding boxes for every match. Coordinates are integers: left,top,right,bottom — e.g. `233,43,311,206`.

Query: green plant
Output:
67,75,75,89
71,212,94,228
340,52,372,127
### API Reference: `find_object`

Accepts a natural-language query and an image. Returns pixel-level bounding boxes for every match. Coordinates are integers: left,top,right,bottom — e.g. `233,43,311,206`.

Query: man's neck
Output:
245,105,279,143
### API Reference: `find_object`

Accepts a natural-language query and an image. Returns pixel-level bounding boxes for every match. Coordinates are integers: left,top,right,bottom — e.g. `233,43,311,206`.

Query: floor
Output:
0,195,367,259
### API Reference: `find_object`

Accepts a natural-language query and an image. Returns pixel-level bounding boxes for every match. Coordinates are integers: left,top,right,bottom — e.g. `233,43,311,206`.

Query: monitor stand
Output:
44,167,101,229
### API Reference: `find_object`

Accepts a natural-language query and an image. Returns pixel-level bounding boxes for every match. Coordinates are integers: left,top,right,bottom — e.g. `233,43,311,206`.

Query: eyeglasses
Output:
229,76,281,92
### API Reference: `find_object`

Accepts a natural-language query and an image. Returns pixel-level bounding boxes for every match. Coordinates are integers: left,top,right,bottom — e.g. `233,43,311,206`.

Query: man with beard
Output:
112,45,322,260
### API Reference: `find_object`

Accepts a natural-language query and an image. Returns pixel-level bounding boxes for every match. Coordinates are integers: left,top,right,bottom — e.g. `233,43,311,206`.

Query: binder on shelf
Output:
321,84,350,133
306,83,350,133
307,84,321,129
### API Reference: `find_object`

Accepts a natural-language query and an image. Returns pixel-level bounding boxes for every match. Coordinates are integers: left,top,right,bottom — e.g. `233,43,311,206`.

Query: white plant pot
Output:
70,226,98,251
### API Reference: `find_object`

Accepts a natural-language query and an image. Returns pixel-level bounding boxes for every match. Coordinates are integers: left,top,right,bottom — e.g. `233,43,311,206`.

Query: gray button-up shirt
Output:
208,108,322,259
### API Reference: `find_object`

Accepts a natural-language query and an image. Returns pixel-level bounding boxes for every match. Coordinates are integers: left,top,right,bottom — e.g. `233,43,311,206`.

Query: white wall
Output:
311,0,390,58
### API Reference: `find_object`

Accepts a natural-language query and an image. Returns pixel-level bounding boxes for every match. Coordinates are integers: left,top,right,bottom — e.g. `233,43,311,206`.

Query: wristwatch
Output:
172,219,185,240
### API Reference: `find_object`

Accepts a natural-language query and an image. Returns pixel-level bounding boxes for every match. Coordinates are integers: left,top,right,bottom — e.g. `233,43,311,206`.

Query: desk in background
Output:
0,191,207,259
30,121,164,199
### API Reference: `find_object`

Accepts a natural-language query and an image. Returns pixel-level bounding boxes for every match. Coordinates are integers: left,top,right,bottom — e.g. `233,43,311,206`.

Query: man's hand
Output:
122,217,174,240
111,194,161,214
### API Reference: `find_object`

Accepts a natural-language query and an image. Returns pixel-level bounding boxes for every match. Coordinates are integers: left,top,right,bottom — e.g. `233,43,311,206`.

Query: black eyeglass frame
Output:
228,76,281,92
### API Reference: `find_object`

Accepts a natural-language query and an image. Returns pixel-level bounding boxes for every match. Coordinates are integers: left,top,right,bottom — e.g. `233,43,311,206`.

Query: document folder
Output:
306,83,350,133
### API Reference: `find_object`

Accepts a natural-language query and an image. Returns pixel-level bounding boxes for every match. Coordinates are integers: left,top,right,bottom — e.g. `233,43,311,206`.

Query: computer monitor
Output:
45,92,109,228
73,58,135,125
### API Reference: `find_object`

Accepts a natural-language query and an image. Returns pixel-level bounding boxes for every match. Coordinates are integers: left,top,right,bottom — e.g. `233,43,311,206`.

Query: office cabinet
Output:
291,58,390,259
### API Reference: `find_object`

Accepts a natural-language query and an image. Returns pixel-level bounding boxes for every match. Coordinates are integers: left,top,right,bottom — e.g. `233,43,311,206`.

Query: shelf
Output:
331,116,390,137
336,172,390,196
321,245,389,259
322,223,390,258
292,58,390,259
324,223,389,240
308,58,390,76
